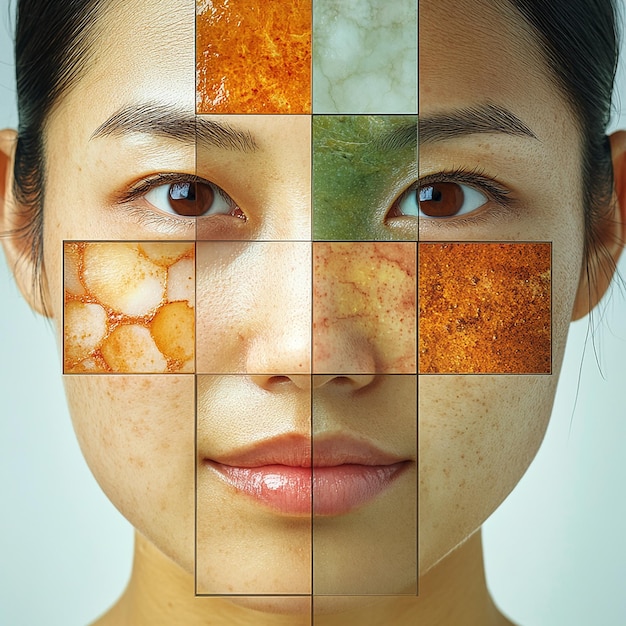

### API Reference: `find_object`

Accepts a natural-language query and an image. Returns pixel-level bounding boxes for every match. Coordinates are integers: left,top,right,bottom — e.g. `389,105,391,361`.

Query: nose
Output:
196,241,312,375
313,242,417,374
249,373,376,392
195,241,416,378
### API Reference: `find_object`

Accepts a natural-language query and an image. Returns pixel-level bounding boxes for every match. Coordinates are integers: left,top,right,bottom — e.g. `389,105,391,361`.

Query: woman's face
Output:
16,0,598,614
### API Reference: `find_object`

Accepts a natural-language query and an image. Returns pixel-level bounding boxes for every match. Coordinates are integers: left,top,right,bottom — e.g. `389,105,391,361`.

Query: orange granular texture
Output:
196,0,311,113
418,243,551,374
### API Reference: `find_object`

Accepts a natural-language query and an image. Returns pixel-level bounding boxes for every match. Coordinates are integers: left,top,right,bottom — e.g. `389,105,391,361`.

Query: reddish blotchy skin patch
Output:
313,242,417,374
63,242,195,374
418,243,551,374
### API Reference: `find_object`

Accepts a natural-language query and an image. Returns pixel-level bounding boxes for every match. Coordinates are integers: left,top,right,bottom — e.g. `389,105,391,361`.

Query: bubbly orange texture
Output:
418,243,551,374
63,242,195,374
196,0,311,113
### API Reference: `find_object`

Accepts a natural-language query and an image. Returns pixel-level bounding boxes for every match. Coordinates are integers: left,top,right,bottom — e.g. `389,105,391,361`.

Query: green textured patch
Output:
312,115,418,240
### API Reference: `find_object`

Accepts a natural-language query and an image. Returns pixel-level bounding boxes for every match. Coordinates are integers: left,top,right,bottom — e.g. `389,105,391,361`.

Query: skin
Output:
312,115,417,240
0,0,625,625
418,2,626,620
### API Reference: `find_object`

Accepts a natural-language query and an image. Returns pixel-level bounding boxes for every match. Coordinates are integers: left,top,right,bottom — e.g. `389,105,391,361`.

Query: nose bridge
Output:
244,241,313,374
196,240,416,376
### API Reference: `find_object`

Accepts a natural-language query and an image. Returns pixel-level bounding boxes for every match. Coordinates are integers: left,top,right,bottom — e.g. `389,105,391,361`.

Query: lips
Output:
202,434,411,516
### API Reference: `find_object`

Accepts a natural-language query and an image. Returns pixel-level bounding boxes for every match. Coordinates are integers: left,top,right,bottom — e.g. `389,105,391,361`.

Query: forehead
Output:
77,0,197,114
420,0,564,118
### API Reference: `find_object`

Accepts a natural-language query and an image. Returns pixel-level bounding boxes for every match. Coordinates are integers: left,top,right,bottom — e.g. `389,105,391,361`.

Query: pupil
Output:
418,182,463,218
168,181,214,217
170,182,195,201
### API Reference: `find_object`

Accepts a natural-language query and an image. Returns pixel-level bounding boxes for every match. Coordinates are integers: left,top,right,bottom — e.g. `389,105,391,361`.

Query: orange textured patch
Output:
196,0,311,113
418,243,551,374
63,241,195,374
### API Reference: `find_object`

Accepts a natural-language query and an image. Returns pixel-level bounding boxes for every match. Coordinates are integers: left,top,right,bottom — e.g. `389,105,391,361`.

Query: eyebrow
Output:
375,123,418,151
418,103,537,144
90,103,259,152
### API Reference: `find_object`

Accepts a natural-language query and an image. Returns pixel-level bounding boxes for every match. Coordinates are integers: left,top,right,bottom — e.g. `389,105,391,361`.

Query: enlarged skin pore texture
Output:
418,242,552,374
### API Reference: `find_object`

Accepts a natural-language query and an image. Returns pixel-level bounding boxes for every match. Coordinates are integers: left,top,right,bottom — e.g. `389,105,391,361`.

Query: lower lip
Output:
205,461,408,516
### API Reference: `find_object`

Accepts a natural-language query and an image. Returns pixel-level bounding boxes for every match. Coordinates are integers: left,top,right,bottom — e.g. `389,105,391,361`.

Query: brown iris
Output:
168,182,215,217
419,182,464,217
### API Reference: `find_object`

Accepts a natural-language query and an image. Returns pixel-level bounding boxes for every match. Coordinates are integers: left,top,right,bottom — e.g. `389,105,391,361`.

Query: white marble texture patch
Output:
313,0,417,113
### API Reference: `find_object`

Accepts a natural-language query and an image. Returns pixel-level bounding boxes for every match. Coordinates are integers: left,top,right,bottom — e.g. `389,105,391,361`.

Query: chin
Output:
228,590,404,617
225,595,311,615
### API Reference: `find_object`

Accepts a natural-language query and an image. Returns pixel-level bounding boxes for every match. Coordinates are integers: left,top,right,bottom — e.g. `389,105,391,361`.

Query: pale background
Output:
0,1,625,624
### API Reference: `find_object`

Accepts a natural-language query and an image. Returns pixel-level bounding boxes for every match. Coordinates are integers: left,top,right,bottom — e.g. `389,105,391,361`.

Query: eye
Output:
419,182,488,217
144,180,244,218
391,182,488,219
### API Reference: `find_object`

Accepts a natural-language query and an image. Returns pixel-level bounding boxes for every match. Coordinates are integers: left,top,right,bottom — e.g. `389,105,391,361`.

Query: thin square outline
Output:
193,113,313,242
311,113,419,243
310,1,418,115
194,239,314,376
416,240,553,376
62,239,196,376
194,1,313,116
311,240,418,376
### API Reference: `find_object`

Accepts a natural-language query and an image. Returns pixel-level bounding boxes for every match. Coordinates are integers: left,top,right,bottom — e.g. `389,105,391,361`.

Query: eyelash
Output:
411,167,515,226
116,168,514,231
115,172,240,226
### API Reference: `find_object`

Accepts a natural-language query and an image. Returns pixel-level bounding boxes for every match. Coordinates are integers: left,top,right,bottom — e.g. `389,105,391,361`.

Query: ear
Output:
0,128,51,317
571,130,626,321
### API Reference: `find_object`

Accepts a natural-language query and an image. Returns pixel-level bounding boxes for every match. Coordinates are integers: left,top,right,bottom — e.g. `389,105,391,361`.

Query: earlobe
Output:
571,130,626,321
0,128,51,317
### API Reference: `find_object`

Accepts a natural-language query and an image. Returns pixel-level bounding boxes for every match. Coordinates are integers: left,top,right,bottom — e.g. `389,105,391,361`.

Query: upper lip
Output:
206,433,408,468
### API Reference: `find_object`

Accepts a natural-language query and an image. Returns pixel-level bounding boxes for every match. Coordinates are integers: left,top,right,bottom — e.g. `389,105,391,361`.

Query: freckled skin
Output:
313,115,417,240
3,0,623,622
313,242,416,373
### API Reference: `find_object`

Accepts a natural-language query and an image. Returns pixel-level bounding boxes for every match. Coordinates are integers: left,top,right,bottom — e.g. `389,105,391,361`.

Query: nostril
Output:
267,375,292,385
333,376,354,386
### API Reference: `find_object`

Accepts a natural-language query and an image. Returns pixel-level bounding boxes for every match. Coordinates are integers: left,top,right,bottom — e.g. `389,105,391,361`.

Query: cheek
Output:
418,374,556,573
196,241,312,374
417,232,583,572
63,375,197,570
63,242,195,374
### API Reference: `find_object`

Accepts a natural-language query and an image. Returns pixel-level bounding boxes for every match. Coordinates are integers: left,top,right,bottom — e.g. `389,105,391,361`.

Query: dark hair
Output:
506,0,621,277
10,0,623,292
12,0,105,308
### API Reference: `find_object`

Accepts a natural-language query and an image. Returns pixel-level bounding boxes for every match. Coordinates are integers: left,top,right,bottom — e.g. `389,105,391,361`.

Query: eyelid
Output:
418,167,512,207
115,172,242,220
386,167,516,228
118,173,216,204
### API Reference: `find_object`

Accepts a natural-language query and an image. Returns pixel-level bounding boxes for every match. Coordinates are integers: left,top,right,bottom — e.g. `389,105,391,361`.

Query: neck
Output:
93,530,512,626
